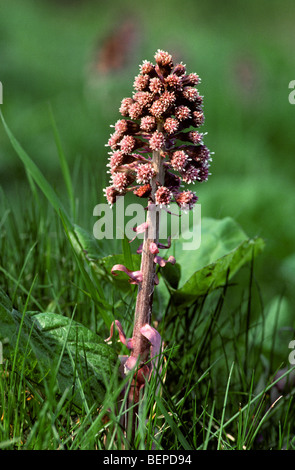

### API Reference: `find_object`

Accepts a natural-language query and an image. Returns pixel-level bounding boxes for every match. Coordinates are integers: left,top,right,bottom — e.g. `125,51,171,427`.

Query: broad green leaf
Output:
33,311,118,406
73,216,264,308
163,217,264,306
0,291,117,409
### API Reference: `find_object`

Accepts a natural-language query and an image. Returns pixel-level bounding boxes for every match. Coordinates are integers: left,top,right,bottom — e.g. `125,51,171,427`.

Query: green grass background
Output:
1,0,294,308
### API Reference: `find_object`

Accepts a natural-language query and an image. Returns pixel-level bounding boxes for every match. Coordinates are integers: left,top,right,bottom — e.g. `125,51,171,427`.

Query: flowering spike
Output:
102,51,212,434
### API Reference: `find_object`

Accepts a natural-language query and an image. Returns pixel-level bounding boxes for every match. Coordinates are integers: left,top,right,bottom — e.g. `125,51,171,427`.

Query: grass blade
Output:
48,103,75,218
217,361,234,449
0,110,70,223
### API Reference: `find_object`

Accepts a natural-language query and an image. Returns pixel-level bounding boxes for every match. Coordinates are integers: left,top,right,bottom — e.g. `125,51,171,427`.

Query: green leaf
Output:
33,311,118,407
0,291,117,409
167,217,264,306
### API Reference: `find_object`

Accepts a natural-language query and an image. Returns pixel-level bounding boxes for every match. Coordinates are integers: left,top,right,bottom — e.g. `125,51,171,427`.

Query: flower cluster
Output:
104,49,212,209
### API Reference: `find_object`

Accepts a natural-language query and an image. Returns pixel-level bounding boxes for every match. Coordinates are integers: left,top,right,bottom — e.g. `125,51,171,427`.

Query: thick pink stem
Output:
130,124,164,367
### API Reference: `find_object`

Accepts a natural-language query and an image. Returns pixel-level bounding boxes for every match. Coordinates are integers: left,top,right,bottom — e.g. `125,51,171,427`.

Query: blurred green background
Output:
0,0,294,308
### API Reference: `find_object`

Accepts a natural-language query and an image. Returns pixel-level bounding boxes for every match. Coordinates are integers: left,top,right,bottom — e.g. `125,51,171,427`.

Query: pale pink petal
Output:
111,264,143,284
132,222,149,233
154,255,166,267
140,324,162,371
153,255,176,267
129,222,149,243
124,355,138,374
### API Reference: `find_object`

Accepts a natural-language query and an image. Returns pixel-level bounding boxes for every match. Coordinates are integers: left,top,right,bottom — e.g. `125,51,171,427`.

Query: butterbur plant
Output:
104,50,212,434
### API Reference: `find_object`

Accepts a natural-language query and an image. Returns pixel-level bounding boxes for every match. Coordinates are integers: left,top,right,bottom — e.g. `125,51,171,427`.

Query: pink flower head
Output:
108,150,125,170
133,91,153,108
198,164,210,182
149,130,165,151
165,73,183,90
154,49,173,76
182,86,200,102
111,172,129,192
114,119,139,135
175,190,198,210
133,73,150,91
150,100,167,119
170,150,189,171
186,144,211,164
187,131,204,145
164,117,179,135
140,115,156,132
136,163,156,184
149,77,163,94
173,62,186,76
181,165,200,184
155,186,172,206
128,101,144,120
155,49,173,67
108,131,123,150
185,72,200,86
104,50,212,208
103,186,122,206
119,135,136,154
139,60,155,75
119,97,134,116
192,110,205,127
175,105,191,121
